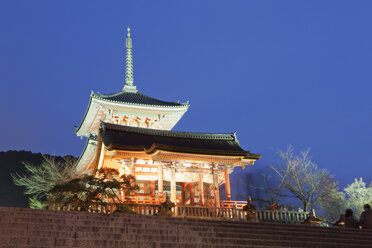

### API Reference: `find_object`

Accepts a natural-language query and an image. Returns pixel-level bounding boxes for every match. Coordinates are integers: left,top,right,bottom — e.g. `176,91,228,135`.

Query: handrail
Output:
49,201,309,224
220,200,247,209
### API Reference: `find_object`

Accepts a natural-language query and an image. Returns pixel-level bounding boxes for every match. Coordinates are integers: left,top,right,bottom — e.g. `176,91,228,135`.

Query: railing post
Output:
174,206,178,217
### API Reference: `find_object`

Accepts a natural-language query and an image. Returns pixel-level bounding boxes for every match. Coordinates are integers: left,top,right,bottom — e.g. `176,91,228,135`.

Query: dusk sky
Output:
1,1,371,191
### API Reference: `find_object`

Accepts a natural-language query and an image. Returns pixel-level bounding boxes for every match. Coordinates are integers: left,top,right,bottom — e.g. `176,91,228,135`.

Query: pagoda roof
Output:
93,90,188,108
75,90,189,137
100,122,260,159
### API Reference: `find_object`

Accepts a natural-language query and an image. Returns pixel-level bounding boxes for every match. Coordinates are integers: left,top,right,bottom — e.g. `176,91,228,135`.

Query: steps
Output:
0,207,371,248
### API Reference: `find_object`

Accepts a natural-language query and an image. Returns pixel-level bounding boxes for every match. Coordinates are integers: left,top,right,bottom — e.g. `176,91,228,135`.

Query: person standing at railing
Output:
359,204,372,229
344,209,359,228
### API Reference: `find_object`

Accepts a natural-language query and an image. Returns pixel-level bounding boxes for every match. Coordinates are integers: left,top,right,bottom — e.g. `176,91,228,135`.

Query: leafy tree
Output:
12,156,79,203
28,197,48,209
49,168,139,212
271,146,336,212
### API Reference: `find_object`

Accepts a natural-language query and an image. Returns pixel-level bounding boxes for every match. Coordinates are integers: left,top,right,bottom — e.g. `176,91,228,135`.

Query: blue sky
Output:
0,1,371,191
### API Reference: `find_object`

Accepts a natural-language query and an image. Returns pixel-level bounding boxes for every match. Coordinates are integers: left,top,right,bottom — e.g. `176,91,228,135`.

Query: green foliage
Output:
12,156,79,200
0,150,76,208
28,197,48,209
49,168,139,212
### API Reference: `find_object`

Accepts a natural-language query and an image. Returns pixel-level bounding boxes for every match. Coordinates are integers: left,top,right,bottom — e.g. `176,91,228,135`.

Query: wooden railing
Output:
256,210,309,224
49,202,308,224
220,200,247,209
50,202,161,215
124,196,163,205
174,206,308,224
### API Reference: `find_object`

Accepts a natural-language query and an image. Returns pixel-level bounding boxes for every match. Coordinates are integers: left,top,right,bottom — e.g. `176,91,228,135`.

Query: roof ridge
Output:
101,122,236,141
92,90,189,107
134,91,183,105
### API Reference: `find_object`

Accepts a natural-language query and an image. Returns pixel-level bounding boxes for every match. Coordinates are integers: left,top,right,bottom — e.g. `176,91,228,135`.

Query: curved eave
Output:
76,135,98,174
244,153,261,160
101,122,237,141
105,143,251,157
75,93,94,135
93,93,190,109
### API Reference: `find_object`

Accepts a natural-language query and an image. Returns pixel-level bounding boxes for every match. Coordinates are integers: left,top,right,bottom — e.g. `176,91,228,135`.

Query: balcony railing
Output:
49,201,309,224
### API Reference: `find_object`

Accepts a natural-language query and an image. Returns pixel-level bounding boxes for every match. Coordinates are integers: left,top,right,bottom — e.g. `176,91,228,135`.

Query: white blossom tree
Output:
319,178,372,222
344,178,372,217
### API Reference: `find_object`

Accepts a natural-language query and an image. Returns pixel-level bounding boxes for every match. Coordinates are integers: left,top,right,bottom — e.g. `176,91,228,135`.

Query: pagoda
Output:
75,28,260,207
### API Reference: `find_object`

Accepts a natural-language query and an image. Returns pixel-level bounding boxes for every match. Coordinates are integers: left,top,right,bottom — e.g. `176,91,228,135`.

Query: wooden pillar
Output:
97,145,106,170
130,159,136,198
224,168,231,201
213,170,220,207
199,174,204,206
170,168,177,204
158,164,164,202
181,183,185,205
190,183,195,206
151,181,156,203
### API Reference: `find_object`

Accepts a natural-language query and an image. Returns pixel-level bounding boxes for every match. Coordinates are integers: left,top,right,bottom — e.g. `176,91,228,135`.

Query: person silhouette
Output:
359,204,372,229
344,209,358,228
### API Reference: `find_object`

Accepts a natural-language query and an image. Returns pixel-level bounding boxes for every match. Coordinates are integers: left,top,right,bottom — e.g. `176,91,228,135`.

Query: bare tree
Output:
12,156,79,200
247,172,286,207
271,146,334,212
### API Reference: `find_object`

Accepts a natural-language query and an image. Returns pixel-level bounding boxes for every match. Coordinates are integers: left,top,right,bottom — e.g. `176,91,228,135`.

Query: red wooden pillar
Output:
181,183,185,205
190,183,195,206
224,168,231,201
170,168,177,204
151,181,156,204
199,174,204,206
131,159,136,201
213,170,220,207
158,164,163,202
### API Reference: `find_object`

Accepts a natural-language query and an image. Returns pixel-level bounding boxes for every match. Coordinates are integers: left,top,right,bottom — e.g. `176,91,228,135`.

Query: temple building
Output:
75,28,260,207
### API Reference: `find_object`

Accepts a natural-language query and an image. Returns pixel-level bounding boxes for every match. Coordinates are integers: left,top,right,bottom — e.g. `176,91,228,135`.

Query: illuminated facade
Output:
75,28,260,207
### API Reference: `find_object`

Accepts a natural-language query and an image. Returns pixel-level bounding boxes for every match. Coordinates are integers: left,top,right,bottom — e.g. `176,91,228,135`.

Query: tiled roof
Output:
100,123,260,158
94,91,187,107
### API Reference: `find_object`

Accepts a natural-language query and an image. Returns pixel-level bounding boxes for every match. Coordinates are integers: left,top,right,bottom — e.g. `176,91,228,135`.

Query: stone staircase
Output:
0,207,371,248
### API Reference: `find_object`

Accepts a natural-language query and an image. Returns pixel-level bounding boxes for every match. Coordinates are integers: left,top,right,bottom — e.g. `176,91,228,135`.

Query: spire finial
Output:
123,26,137,92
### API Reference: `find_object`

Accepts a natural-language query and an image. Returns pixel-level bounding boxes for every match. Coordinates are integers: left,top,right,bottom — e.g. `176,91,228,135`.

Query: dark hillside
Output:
0,150,77,207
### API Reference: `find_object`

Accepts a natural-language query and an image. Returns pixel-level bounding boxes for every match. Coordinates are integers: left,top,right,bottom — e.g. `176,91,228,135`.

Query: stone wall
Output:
0,207,371,248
